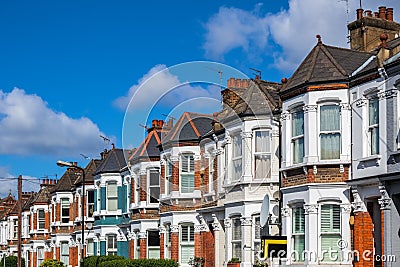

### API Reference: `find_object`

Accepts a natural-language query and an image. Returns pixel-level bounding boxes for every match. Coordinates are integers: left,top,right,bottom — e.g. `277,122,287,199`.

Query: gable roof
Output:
161,112,213,145
74,159,103,184
29,184,53,205
51,168,80,193
129,128,169,162
281,40,376,94
95,148,128,174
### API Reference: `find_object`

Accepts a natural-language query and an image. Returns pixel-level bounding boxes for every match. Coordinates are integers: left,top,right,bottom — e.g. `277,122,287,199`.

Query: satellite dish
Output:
260,195,270,227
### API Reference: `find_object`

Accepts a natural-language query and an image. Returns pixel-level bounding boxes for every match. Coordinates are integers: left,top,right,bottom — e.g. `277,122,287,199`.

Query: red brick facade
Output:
353,211,374,267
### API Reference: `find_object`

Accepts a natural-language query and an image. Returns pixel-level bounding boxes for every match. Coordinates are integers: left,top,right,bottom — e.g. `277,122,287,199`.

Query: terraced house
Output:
1,5,400,267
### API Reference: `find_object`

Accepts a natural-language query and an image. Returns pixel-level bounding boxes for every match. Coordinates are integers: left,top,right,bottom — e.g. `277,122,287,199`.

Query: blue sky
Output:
0,0,399,196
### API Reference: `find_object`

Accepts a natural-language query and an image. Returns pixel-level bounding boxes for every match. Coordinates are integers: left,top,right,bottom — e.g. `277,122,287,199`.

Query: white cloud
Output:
0,88,106,156
0,166,40,197
204,1,400,73
113,65,221,111
203,4,269,61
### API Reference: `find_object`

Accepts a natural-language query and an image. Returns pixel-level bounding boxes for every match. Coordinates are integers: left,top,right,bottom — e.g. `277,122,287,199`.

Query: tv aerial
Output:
250,68,262,79
205,66,223,89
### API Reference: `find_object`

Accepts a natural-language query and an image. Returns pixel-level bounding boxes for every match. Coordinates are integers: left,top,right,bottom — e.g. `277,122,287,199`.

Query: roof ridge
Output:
320,45,348,76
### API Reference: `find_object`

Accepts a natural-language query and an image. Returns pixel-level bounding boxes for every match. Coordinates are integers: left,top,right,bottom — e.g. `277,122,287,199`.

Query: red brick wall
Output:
129,239,135,259
33,213,37,230
194,160,201,190
160,164,165,194
353,212,374,267
381,210,385,267
194,233,202,257
140,238,147,259
70,246,78,267
33,252,37,267
170,233,179,261
140,174,147,201
131,178,135,204
172,161,179,191
202,231,215,267
160,233,165,259
56,203,60,222
282,165,349,187
56,247,60,260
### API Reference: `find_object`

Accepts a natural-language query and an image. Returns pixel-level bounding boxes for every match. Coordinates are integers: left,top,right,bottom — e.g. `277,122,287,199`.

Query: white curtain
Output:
320,105,340,159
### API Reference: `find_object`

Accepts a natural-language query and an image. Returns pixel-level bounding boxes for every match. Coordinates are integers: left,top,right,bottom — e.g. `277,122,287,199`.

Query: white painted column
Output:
212,216,223,267
224,218,232,266
303,105,318,162
340,203,352,265
241,217,253,267
280,112,291,168
304,204,318,266
340,103,352,161
241,131,253,182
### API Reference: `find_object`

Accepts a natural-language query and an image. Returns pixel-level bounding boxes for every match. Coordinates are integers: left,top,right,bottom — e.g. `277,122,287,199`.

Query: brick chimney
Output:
348,6,400,52
222,78,250,108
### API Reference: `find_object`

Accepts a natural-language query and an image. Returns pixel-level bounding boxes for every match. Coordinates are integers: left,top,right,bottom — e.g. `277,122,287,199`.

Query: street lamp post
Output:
57,161,86,267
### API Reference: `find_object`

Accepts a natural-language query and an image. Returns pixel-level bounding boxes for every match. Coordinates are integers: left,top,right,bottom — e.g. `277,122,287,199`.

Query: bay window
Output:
292,110,304,164
321,204,341,262
320,105,341,160
369,97,379,155
180,224,194,264
231,217,242,260
232,134,242,181
180,154,194,193
61,198,69,223
106,234,117,255
254,130,271,179
292,207,305,262
148,169,160,203
107,182,118,212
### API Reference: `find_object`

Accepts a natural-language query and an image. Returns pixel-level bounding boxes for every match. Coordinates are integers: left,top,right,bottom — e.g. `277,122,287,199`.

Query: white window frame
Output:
291,109,304,164
319,104,341,160
253,215,261,263
320,204,342,262
292,206,305,262
147,230,160,259
231,217,242,260
165,157,173,195
60,241,69,265
135,232,141,259
13,219,18,239
37,247,44,266
180,154,195,193
87,239,94,257
87,190,95,218
106,234,117,255
368,97,379,155
164,224,171,259
134,172,140,206
37,209,45,230
254,130,271,180
106,181,118,212
231,134,242,182
61,198,70,224
209,156,215,193
148,169,160,204
180,224,194,264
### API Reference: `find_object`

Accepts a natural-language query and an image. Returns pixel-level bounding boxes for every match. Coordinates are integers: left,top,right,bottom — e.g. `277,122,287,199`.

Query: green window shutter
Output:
293,235,305,261
100,187,106,210
321,234,341,262
181,174,194,193
94,190,98,213
180,245,194,264
100,241,106,255
94,242,98,256
118,185,123,210
292,207,305,234
321,204,341,232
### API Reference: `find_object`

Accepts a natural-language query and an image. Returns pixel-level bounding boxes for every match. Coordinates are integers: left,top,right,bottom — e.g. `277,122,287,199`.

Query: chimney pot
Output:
380,33,389,48
386,8,394,21
374,12,379,18
158,120,164,127
357,9,364,20
365,10,372,17
152,119,158,127
281,78,288,84
379,6,386,19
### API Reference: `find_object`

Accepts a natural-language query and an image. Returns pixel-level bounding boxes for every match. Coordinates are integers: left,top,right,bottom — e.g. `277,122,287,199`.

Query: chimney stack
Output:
365,10,372,17
357,9,363,20
386,8,394,21
379,6,387,19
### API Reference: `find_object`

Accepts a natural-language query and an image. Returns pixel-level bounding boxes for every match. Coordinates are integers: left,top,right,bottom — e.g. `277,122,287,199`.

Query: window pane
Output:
233,159,242,181
108,199,118,211
255,131,270,153
181,174,194,193
321,234,341,262
369,98,379,125
233,135,242,157
370,127,379,155
107,183,118,197
232,242,242,259
293,138,304,164
321,133,340,160
149,187,160,203
148,230,160,246
107,235,116,249
320,105,340,131
149,170,159,186
292,207,305,234
321,204,341,232
255,155,271,179
181,245,194,264
293,235,305,261
292,110,304,136
232,218,242,240
254,217,261,240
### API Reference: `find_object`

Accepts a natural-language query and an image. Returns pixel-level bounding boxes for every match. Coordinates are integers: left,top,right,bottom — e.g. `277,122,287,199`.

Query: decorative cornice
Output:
170,156,179,162
379,184,391,210
215,148,223,156
280,112,290,121
355,97,368,107
241,217,252,226
194,155,201,161
378,89,398,99
281,208,290,217
272,130,279,137
351,187,364,213
158,226,166,234
138,232,147,239
303,105,317,113
341,204,352,214
194,224,207,233
139,169,147,176
159,159,165,165
339,103,351,110
304,204,318,214
241,131,253,139
224,219,231,228
170,225,179,233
